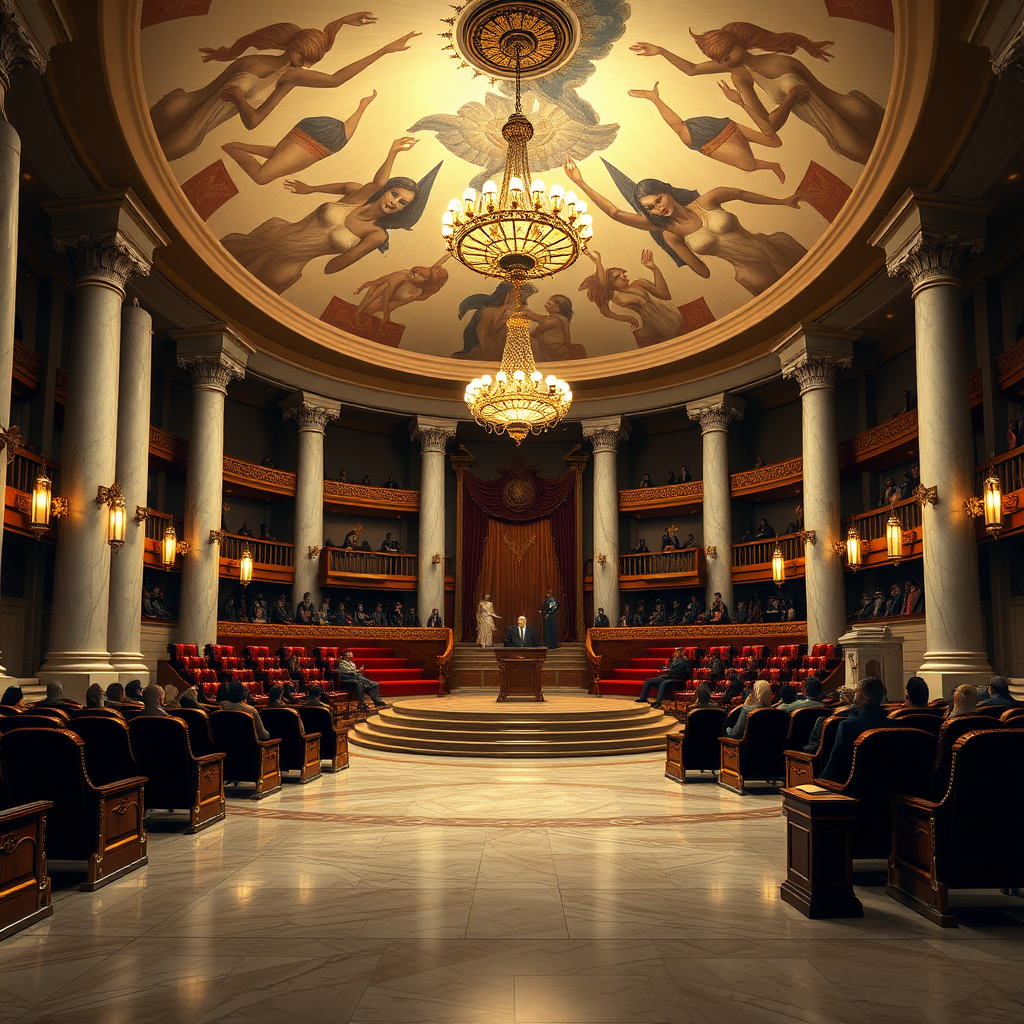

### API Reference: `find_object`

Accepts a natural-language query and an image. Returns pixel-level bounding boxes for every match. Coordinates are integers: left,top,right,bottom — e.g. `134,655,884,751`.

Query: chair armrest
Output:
814,779,844,793
891,793,941,813
256,737,281,750
94,776,148,797
303,731,321,743
0,800,53,823
193,752,226,766
719,737,740,751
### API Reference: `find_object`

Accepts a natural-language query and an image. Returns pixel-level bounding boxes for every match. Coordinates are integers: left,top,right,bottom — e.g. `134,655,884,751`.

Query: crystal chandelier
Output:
441,12,591,444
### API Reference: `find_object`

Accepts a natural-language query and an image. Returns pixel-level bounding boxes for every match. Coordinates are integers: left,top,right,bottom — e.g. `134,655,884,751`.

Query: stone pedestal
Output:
38,192,166,700
837,623,905,700
687,395,745,613
582,416,627,625
872,191,995,698
776,327,855,648
282,392,340,613
107,304,153,685
414,417,457,626
175,327,252,653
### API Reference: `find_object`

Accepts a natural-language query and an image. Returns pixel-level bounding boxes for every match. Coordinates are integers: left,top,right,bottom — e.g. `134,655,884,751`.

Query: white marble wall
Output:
415,417,457,624
582,417,626,624
107,304,152,684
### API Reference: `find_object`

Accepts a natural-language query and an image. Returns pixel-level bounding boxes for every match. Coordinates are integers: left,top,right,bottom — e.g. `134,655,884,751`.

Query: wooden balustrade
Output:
619,548,698,578
977,448,1024,497
325,547,418,578
839,496,924,566
731,532,804,583
221,532,295,569
7,448,59,495
140,509,182,544
996,337,1024,394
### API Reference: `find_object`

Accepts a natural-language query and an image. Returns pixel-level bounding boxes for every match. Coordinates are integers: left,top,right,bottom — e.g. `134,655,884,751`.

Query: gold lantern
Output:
30,471,52,533
886,510,903,562
771,545,785,586
846,525,863,571
161,523,178,567
983,470,1002,535
239,547,253,587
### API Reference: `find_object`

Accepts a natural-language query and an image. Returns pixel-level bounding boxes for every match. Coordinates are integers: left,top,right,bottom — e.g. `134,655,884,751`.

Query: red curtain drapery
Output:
463,470,574,522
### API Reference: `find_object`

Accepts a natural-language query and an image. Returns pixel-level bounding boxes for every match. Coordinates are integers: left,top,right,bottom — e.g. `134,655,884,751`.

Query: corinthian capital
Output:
179,355,244,393
582,415,628,454
686,394,746,434
414,416,457,454
775,325,856,394
52,237,151,291
281,391,341,434
174,324,253,394
887,234,985,289
0,2,48,88
783,355,851,392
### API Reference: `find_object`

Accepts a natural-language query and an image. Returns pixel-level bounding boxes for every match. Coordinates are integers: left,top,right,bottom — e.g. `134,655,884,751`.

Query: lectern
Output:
494,647,547,702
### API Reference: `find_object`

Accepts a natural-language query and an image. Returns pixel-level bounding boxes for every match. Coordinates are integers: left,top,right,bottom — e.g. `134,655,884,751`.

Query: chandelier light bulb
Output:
482,180,498,195
463,187,477,203
564,190,577,207
575,200,588,215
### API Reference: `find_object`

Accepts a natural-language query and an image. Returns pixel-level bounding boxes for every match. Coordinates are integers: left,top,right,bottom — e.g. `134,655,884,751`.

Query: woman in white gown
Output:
149,14,417,162
221,137,424,294
631,22,885,165
564,159,807,297
476,595,501,648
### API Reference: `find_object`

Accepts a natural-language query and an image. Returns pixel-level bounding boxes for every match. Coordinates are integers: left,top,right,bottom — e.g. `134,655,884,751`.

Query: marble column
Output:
776,326,855,647
582,416,628,626
414,416,457,626
282,392,340,613
686,395,746,614
107,303,153,685
871,191,995,697
0,5,70,675
175,327,253,653
38,192,167,699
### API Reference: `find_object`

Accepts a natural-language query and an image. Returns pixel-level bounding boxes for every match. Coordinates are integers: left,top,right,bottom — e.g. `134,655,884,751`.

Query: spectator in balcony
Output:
785,597,797,621
639,473,652,488
754,456,765,468
681,533,695,548
726,679,772,738
238,521,255,538
296,592,315,624
142,587,155,618
618,604,630,626
372,601,387,626
380,532,401,552
901,676,929,709
361,474,372,485
648,598,666,626
666,471,675,485
893,389,915,417
681,594,699,624
679,466,691,482
360,539,372,550
338,469,349,482
631,538,650,554
784,519,799,534
733,599,748,624
384,474,401,489
407,606,421,627
667,599,683,625
260,524,275,540
342,527,360,549
632,599,647,626
317,598,334,625
740,528,753,543
661,527,679,551
150,588,172,619
271,594,294,624
882,583,902,618
899,470,914,500
389,600,405,627
427,608,442,627
222,594,240,622
866,587,885,618
261,455,274,467
252,595,268,622
709,592,730,624
353,601,371,625
754,517,775,539
880,476,899,506
594,607,610,628
902,579,924,615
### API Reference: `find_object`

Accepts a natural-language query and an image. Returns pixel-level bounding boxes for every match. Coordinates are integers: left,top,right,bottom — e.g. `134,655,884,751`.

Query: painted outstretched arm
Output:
285,137,417,199
562,158,651,230
705,186,807,209
637,249,672,299
285,31,421,89
630,42,732,77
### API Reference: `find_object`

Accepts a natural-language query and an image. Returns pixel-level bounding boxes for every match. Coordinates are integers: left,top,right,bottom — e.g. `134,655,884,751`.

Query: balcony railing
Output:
7,448,59,495
977,448,1024,497
221,532,295,568
732,532,803,567
843,496,922,544
324,547,419,578
619,549,698,577
141,509,183,544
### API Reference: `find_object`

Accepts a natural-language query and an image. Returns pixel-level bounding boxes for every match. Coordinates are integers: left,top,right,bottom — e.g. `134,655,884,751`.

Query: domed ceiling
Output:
138,0,894,368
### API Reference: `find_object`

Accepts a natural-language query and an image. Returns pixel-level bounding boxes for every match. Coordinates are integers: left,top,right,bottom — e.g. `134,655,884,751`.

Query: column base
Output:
918,649,993,700
38,651,118,704
109,652,150,688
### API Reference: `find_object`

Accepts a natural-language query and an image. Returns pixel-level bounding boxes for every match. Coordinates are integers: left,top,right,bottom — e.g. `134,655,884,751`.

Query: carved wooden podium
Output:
494,648,547,702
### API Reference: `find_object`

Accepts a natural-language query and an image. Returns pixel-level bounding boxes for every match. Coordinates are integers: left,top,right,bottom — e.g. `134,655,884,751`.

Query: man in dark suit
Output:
593,608,610,628
979,676,1020,708
504,615,539,647
819,677,893,783
635,649,691,708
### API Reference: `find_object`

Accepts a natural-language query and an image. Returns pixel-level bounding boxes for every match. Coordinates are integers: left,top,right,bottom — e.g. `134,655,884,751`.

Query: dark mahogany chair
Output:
930,715,1002,800
169,707,216,756
1,715,67,733
665,707,726,783
972,705,1007,719
887,713,943,737
296,704,349,772
209,711,281,800
261,708,322,784
817,727,937,859
0,706,21,717
1000,707,1024,723
67,715,138,787
0,800,53,940
68,707,125,720
785,706,831,751
784,713,846,788
719,707,791,794
888,729,1024,926
889,705,945,718
0,728,147,890
128,716,226,833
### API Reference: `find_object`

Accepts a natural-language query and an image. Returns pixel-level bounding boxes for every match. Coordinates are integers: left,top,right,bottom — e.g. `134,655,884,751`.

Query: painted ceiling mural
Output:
140,0,894,364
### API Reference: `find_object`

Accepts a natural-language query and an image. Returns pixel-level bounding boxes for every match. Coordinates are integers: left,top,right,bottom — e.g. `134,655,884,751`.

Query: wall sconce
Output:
966,459,1003,535
134,505,150,524
886,507,903,562
771,544,785,586
595,553,607,567
846,525,863,571
209,530,224,545
307,545,322,560
30,471,68,534
431,552,442,565
239,547,253,587
704,545,717,560
96,483,126,550
160,523,190,567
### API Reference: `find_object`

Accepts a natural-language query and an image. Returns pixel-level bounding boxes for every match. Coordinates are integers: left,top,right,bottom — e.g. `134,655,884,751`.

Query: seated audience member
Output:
281,682,298,704
164,685,180,708
178,686,201,709
718,678,745,708
85,683,106,708
635,648,691,709
593,607,610,628
775,684,798,709
105,682,128,706
266,684,286,708
385,474,401,489
689,682,715,710
679,466,691,482
124,679,145,705
305,685,328,708
978,675,1019,708
902,675,930,709
666,471,676,485
804,685,856,752
1,684,26,710
946,683,979,719
819,677,892,782
361,475,371,485
733,600,748,624
754,517,775,539
406,606,421,627
270,594,294,624
726,680,772,738
337,650,387,710
639,473,652,488
221,680,270,740
708,654,725,688
36,681,68,707
426,608,442,627
783,677,824,711
238,521,255,538
139,684,170,717
295,592,315,624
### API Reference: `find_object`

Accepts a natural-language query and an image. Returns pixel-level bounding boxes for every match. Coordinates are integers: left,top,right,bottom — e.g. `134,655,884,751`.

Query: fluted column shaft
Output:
415,418,457,624
283,395,339,612
582,419,626,623
687,398,745,613
107,304,152,683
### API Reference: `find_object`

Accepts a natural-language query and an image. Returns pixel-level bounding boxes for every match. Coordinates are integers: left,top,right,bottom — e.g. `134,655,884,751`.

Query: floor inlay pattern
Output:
4,747,1023,1023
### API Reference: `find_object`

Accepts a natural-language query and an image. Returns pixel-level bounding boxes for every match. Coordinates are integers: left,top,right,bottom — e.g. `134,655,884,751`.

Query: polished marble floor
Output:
3,738,1024,1024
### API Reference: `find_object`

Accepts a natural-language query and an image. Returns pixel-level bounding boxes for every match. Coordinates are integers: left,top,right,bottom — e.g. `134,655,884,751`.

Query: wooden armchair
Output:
0,800,53,941
786,706,830,751
67,715,137,786
0,728,147,890
296,705,349,772
930,715,1002,800
785,714,844,788
128,716,226,833
885,713,943,737
261,708,322,784
665,707,725,783
209,711,281,800
719,708,791,794
0,715,67,733
816,728,936,860
887,729,1024,926
1000,707,1024,723
169,707,216,756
